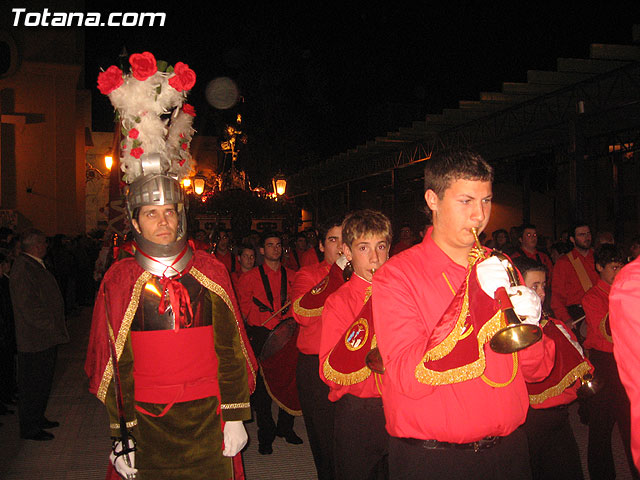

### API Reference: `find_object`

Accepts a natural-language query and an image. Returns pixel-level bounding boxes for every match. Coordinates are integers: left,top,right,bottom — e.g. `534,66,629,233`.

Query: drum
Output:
259,317,299,362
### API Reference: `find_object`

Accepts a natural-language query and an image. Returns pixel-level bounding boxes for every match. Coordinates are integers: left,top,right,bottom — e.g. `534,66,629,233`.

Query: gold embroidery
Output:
364,285,372,303
110,419,137,430
221,402,251,410
293,295,324,318
190,267,257,385
529,361,591,404
97,271,152,403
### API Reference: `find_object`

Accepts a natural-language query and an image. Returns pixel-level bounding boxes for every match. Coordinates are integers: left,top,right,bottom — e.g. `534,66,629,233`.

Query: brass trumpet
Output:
471,227,543,354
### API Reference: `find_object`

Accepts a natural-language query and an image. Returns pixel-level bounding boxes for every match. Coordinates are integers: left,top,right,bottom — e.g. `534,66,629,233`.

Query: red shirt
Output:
390,241,412,257
372,227,555,442
582,279,613,353
319,274,381,401
300,247,321,267
610,257,640,469
551,248,598,323
215,250,235,273
284,247,306,271
230,270,248,289
291,261,332,354
236,263,294,330
512,248,554,284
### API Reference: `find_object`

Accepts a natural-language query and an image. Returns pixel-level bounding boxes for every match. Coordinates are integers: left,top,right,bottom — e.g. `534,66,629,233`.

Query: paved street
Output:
0,306,634,479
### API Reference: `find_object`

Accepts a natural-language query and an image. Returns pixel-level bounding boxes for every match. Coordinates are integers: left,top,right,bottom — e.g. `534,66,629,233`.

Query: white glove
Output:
109,439,137,479
335,253,349,270
222,420,248,457
506,286,542,325
476,256,510,298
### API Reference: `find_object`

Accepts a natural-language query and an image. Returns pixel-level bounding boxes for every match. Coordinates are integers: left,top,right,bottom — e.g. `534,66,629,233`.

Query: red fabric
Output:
189,239,211,251
85,250,258,397
527,317,593,409
389,241,412,257
236,264,294,330
512,248,554,287
292,261,332,354
551,248,598,323
372,227,555,443
130,326,219,404
230,270,246,289
284,247,306,271
583,279,613,352
300,247,320,267
610,257,640,469
320,274,381,401
215,250,233,273
260,326,302,413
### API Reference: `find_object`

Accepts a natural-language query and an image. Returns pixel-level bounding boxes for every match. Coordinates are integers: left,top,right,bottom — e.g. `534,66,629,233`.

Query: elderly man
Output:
10,228,69,440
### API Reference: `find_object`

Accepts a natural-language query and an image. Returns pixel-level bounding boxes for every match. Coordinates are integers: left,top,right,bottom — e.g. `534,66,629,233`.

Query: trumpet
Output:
471,227,543,354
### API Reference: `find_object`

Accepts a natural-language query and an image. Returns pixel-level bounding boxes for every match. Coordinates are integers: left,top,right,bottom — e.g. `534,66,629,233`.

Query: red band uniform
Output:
551,248,598,325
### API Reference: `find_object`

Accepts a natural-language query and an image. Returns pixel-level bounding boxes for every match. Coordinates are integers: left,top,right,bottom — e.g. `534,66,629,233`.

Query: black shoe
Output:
258,442,273,455
276,430,303,445
40,419,60,429
21,430,54,441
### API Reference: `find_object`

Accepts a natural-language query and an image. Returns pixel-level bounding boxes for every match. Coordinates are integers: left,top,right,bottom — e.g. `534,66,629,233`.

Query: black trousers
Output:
334,394,388,480
251,369,294,445
587,349,640,480
389,427,532,480
296,353,336,480
17,346,57,437
523,405,584,480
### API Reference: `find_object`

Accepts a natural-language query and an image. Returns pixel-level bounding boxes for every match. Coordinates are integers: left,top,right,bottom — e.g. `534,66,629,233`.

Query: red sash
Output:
130,326,220,415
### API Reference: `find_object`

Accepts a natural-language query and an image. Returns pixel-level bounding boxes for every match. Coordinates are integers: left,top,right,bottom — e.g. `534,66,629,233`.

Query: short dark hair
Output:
569,221,589,239
594,244,625,268
551,241,572,256
260,231,281,247
512,256,546,278
424,150,493,198
237,244,256,256
295,232,307,241
317,216,344,245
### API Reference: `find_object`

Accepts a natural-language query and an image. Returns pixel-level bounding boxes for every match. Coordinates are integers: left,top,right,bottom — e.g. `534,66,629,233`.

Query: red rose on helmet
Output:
97,65,123,95
169,62,196,92
128,128,139,139
129,52,157,81
130,147,144,159
182,103,196,117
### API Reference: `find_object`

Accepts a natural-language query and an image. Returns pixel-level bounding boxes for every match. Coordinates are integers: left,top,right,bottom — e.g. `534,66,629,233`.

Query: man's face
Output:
218,231,230,249
132,204,178,245
319,226,342,265
571,226,592,250
344,234,389,282
523,270,546,304
399,227,412,243
597,261,624,285
195,230,207,242
238,248,255,271
495,231,507,248
425,178,492,251
260,237,282,262
305,230,318,247
295,236,307,251
521,228,538,251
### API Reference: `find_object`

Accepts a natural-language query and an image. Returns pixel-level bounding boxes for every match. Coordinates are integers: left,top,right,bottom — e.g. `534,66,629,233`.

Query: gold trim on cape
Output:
599,313,613,343
322,335,376,386
529,361,591,404
292,294,325,318
221,402,251,410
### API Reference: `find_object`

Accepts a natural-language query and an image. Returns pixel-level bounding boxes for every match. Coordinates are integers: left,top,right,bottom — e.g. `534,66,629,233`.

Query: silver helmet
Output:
126,154,192,277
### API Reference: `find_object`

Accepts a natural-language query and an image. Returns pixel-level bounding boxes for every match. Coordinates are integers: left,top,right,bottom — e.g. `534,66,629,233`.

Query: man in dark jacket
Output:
10,228,69,440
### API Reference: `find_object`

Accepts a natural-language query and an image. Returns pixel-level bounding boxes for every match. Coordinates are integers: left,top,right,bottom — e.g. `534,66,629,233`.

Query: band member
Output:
610,253,640,471
85,52,257,480
582,244,639,479
236,232,302,455
320,209,392,480
373,150,555,479
285,233,308,271
231,244,256,289
300,228,324,266
291,217,344,480
513,256,589,480
214,229,236,273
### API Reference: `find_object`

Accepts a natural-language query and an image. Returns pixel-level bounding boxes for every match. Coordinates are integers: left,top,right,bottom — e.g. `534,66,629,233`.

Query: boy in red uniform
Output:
582,244,639,479
230,244,255,289
514,256,589,480
291,217,343,480
373,150,555,479
320,209,392,480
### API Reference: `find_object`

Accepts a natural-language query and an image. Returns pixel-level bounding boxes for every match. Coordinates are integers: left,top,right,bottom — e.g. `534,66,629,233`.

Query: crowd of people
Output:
2,150,640,479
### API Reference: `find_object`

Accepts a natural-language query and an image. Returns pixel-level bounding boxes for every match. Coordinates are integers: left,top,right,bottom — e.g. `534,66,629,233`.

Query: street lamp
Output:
193,177,205,195
104,155,113,171
182,178,192,188
272,173,287,197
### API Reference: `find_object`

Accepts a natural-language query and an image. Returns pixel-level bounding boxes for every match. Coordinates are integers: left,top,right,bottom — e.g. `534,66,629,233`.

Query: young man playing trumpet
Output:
319,209,392,479
373,150,555,479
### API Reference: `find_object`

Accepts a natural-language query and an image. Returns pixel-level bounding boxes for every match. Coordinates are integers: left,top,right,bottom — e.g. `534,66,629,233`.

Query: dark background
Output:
85,2,640,186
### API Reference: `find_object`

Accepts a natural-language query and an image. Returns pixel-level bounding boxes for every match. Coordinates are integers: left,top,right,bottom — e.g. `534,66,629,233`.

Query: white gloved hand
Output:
335,253,349,270
222,420,248,457
109,439,137,479
506,285,542,325
476,256,510,298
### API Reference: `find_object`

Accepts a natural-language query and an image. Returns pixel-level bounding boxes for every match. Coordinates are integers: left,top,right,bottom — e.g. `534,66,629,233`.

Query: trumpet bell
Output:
365,347,385,374
489,322,543,354
577,373,603,398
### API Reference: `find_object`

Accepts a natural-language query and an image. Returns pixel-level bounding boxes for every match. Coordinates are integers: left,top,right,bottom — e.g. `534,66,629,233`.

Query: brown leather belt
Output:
401,435,501,453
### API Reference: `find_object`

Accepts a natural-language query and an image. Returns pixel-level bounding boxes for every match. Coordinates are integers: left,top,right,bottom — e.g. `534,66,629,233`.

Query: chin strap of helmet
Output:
136,243,194,330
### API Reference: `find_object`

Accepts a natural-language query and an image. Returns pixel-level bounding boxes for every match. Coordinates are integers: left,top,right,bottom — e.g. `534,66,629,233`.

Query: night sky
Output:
85,2,640,186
